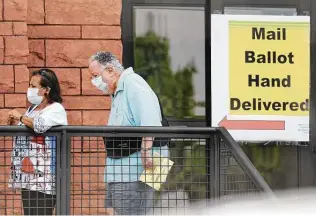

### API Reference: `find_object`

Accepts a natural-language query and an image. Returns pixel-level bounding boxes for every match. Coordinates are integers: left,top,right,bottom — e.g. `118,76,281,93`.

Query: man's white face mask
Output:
91,76,108,94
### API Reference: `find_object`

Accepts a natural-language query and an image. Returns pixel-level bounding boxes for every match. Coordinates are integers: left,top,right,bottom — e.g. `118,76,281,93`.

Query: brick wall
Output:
0,0,29,124
0,0,122,214
0,0,122,125
27,0,122,126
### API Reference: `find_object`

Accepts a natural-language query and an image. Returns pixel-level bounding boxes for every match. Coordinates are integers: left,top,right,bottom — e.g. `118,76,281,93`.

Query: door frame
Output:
309,0,316,186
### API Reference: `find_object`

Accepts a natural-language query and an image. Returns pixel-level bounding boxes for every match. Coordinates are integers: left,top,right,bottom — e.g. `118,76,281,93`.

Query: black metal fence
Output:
0,126,272,215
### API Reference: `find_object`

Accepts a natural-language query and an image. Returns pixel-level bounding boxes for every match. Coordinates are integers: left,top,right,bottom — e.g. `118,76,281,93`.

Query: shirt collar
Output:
114,67,134,95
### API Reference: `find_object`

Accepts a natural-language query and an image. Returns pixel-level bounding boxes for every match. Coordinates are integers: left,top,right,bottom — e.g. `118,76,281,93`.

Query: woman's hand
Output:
8,110,22,125
6,115,15,125
8,109,22,120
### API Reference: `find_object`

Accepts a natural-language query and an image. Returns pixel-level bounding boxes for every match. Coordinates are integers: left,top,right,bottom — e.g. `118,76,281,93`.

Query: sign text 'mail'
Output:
252,27,286,40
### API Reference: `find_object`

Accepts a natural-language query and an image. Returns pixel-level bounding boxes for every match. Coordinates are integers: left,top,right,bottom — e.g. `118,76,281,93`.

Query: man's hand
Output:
141,137,154,169
141,149,154,169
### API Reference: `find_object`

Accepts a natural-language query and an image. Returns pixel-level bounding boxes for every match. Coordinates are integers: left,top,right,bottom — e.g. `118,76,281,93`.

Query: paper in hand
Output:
139,152,174,191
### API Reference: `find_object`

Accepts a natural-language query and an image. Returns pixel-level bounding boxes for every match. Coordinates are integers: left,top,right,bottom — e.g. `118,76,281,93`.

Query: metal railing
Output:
0,126,272,215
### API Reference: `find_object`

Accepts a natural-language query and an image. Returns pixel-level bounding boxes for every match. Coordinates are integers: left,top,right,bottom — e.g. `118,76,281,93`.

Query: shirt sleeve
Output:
129,90,162,127
33,103,68,133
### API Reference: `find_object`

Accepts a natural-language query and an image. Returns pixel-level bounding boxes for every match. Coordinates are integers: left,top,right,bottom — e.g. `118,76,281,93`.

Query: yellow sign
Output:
139,152,174,191
229,21,309,116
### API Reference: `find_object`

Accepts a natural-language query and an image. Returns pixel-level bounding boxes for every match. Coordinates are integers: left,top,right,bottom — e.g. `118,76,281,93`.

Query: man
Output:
88,51,169,215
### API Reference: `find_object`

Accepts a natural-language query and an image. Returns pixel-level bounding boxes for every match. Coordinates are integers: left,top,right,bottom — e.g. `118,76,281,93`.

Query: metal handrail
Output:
0,125,274,214
0,125,218,134
218,127,274,195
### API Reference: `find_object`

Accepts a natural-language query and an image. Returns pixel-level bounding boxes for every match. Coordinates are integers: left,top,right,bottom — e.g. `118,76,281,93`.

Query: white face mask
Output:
91,76,108,94
27,88,44,105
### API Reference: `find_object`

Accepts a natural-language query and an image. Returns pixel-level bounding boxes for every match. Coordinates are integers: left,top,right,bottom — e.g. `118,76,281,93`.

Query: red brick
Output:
5,94,26,108
71,195,109,215
4,0,28,21
0,137,13,152
53,68,81,95
5,194,22,215
73,183,105,196
83,110,110,125
82,26,121,39
71,165,105,195
0,1,2,21
0,37,3,63
4,36,29,64
0,109,11,125
0,22,13,35
0,95,4,107
63,96,111,110
71,166,105,188
82,68,103,95
46,40,122,67
0,65,14,93
14,65,29,93
0,151,11,181
71,136,105,153
67,110,82,125
72,152,106,167
28,25,81,39
28,39,44,67
0,197,6,215
13,22,27,35
45,0,121,25
0,51,3,64
0,37,3,49
27,0,44,24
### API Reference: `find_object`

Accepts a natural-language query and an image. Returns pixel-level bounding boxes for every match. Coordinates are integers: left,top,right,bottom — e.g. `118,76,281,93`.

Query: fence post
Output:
207,132,220,199
310,0,316,187
60,129,71,214
55,132,62,215
206,138,211,199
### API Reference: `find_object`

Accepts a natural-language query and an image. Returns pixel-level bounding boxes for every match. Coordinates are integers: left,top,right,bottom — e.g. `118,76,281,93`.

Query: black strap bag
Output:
105,95,170,159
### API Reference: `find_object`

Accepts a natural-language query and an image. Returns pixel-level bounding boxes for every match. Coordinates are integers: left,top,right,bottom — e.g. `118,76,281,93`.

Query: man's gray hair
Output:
89,51,124,72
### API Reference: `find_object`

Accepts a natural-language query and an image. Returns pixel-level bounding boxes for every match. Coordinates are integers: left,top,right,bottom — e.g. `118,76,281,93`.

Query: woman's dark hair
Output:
32,68,63,103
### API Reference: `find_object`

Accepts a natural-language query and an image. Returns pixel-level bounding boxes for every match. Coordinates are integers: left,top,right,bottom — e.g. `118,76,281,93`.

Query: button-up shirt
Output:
105,67,169,182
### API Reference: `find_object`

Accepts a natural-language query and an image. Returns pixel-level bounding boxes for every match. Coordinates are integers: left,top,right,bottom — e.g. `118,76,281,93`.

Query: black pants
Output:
21,189,56,215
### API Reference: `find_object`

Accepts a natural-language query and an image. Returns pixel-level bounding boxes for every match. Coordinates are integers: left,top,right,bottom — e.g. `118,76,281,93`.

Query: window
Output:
122,0,208,125
133,6,205,120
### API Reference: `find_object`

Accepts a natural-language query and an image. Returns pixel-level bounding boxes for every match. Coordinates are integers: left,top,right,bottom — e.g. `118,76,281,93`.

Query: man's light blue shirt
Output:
105,67,169,183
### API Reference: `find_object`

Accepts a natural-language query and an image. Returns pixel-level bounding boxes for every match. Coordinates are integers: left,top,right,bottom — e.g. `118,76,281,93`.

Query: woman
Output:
7,69,68,215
